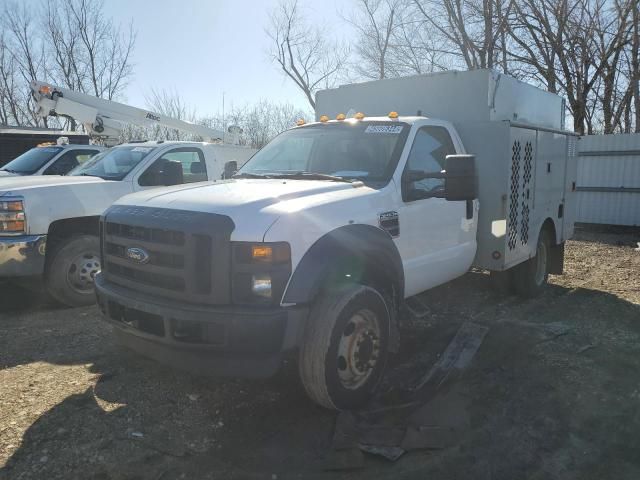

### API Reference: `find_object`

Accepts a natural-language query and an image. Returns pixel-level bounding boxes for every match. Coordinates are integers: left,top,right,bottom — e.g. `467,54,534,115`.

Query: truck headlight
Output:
0,198,26,235
232,242,291,304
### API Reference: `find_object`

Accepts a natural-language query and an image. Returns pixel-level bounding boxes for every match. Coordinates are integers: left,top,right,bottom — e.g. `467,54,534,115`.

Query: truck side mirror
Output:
223,160,237,179
443,154,477,201
161,160,184,186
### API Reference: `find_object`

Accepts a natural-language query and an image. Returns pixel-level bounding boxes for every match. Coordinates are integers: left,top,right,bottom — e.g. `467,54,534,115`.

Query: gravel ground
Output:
1,226,639,480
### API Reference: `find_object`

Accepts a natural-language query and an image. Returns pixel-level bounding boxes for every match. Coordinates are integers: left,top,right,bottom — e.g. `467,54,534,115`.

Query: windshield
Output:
69,145,156,180
236,122,409,185
1,147,63,174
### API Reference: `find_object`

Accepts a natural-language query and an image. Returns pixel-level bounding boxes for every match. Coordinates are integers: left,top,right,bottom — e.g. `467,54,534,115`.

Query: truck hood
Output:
115,178,382,241
0,175,107,192
0,175,132,235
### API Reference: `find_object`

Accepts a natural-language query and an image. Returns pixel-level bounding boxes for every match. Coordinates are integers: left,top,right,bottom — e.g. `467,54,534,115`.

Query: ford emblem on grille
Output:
126,247,150,264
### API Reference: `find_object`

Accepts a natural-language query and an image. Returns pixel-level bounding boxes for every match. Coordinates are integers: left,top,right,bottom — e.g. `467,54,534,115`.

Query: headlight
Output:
232,242,291,305
0,198,26,235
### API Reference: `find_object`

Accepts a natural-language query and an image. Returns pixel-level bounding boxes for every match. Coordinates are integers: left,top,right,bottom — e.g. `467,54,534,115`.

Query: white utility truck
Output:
94,70,577,410
0,140,104,177
0,82,256,306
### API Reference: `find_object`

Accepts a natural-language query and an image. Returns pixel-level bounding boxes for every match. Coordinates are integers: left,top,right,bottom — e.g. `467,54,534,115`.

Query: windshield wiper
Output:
270,172,354,183
232,172,274,179
0,168,19,173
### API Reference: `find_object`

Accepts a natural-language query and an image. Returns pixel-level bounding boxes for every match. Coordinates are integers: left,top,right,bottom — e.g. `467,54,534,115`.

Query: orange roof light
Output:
296,118,306,126
388,111,399,119
38,85,52,95
355,112,365,120
336,113,346,121
252,245,273,261
320,115,329,123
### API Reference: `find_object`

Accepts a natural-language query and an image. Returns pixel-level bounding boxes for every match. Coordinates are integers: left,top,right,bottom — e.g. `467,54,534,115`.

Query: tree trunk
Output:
633,2,639,132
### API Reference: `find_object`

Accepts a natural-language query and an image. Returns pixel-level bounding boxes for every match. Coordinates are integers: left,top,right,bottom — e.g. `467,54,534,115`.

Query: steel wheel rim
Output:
337,309,381,390
67,252,101,294
535,239,548,286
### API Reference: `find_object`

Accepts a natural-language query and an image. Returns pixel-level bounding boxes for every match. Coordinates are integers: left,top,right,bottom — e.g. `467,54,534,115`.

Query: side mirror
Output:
161,160,184,186
222,160,238,179
443,154,477,201
223,160,237,179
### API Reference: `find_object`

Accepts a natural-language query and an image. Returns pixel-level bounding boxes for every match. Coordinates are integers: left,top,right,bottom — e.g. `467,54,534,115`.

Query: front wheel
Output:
45,235,101,307
513,229,551,298
298,285,390,410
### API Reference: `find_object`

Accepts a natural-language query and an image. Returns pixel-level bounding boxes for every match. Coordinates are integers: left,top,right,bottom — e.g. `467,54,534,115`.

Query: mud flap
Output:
549,242,565,275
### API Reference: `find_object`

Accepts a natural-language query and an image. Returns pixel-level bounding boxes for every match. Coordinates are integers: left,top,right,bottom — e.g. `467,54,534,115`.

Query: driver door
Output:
395,125,470,297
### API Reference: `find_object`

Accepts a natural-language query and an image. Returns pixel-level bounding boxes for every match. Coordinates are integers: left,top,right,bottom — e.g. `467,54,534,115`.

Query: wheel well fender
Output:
46,216,100,266
282,224,405,307
48,216,100,240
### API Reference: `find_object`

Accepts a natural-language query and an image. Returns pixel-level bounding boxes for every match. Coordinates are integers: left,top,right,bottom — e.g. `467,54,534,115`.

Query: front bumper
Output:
95,274,307,378
0,235,47,277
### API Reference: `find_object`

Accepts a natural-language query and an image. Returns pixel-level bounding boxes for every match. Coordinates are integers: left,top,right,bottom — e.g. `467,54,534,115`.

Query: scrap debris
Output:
327,321,489,470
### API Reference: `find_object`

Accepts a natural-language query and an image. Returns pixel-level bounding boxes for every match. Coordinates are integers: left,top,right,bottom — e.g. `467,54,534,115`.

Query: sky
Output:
101,0,355,118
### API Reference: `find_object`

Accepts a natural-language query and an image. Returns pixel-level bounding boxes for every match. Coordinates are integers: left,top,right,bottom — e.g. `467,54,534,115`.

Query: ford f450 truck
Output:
0,141,255,306
94,70,577,409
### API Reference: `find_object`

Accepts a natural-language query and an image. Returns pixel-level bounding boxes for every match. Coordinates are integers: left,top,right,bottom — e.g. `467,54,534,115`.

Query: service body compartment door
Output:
504,127,537,267
534,130,569,244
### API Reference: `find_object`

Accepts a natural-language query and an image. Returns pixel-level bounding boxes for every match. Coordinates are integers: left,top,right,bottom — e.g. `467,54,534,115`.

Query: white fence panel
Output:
576,134,640,226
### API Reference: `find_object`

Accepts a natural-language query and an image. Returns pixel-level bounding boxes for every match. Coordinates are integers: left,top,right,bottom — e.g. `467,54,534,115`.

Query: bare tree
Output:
412,0,515,71
0,0,135,128
632,0,639,132
346,0,407,80
268,0,349,109
509,0,633,134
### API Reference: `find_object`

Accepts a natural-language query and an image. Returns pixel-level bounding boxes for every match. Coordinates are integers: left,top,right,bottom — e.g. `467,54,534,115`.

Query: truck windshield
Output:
69,146,156,180
236,122,409,185
0,147,63,174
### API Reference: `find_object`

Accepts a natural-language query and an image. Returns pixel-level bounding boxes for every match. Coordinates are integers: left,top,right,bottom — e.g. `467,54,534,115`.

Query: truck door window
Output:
43,149,101,175
139,148,207,186
403,126,455,200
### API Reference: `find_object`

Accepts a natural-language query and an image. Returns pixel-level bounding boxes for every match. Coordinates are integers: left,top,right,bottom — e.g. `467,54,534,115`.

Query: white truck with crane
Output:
0,81,255,306
94,70,578,410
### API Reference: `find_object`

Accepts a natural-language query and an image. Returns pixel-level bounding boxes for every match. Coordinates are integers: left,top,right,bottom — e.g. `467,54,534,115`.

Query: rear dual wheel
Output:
492,229,551,298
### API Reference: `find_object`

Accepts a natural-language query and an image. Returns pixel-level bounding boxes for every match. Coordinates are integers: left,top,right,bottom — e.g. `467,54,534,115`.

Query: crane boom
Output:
30,80,225,146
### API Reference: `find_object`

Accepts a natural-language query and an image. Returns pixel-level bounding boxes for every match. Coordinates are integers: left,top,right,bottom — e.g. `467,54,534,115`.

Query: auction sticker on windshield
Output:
132,147,154,153
365,125,404,134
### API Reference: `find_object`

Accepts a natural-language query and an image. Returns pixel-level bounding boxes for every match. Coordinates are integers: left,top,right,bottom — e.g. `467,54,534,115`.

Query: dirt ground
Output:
1,226,639,480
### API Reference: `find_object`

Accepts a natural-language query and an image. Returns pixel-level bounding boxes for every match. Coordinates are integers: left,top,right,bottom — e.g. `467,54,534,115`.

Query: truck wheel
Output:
513,229,551,298
298,285,389,410
45,235,101,307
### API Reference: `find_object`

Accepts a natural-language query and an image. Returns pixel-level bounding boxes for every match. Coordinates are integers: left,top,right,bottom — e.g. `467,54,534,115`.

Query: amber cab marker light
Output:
296,119,306,126
336,113,346,121
38,85,52,95
319,115,329,123
355,112,365,120
252,245,273,261
388,111,399,119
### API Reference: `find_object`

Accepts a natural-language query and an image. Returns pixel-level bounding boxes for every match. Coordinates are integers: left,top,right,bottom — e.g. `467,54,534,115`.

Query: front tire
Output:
45,235,101,307
513,229,551,298
298,285,390,410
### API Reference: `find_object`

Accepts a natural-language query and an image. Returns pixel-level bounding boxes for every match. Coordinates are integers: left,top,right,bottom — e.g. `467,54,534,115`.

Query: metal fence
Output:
576,133,640,226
